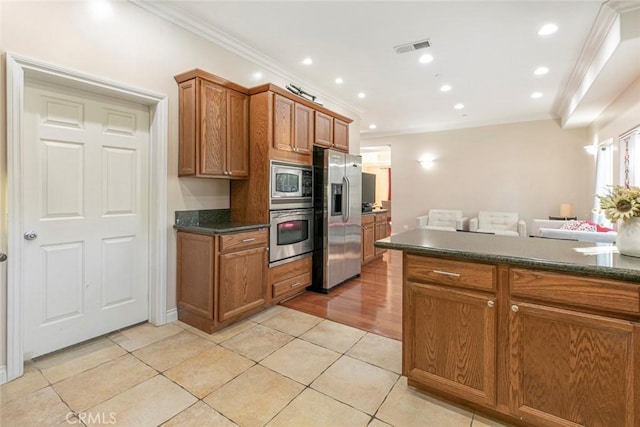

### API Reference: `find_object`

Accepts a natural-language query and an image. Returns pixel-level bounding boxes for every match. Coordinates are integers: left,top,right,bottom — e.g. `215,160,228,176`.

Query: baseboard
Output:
166,308,178,323
0,365,7,385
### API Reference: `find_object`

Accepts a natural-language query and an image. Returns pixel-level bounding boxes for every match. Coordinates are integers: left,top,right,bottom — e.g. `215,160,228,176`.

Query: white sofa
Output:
531,219,617,243
416,209,468,232
469,211,526,237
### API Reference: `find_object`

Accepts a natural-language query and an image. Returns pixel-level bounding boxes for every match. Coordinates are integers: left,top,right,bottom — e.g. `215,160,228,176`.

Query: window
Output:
592,139,613,226
621,128,640,187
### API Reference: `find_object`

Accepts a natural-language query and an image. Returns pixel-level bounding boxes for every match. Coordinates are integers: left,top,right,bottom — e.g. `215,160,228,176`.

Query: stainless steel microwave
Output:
270,161,313,209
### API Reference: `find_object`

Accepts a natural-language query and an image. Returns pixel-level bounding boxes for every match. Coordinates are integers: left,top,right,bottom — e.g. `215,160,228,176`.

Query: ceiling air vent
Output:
394,38,431,54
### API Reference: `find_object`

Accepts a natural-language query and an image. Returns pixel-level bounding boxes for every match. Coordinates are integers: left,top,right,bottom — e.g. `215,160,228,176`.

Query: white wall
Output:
362,119,591,234
0,0,360,369
588,76,640,185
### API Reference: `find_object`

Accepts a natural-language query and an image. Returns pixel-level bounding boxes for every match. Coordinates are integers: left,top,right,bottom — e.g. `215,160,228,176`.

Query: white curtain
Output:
591,140,613,226
621,128,640,187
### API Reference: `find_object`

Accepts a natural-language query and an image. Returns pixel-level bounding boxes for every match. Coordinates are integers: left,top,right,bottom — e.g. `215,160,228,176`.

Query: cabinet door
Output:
509,302,636,427
374,220,387,256
199,80,227,176
273,94,295,152
333,118,349,152
226,90,249,178
362,223,375,263
405,281,496,407
218,246,267,321
314,111,333,148
177,233,215,320
294,103,313,155
178,80,197,176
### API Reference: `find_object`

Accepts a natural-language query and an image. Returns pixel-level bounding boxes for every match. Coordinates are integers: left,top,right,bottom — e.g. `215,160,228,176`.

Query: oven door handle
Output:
271,210,310,219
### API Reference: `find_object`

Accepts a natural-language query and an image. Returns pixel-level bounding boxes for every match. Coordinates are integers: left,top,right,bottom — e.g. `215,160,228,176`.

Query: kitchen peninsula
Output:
376,230,640,427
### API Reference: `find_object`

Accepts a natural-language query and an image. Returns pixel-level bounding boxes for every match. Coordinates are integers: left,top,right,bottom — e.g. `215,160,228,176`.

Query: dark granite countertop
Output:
363,209,389,216
174,208,269,235
375,229,640,282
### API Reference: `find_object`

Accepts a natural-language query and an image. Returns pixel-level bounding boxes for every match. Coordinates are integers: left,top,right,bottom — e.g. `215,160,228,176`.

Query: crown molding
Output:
129,0,363,118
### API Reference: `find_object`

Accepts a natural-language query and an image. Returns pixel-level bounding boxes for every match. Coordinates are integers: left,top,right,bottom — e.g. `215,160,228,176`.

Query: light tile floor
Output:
1,306,511,426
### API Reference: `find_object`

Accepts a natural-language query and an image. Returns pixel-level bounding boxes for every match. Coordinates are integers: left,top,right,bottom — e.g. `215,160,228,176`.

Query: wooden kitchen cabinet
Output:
269,255,312,304
177,229,268,333
272,94,313,159
175,70,249,178
361,215,376,265
404,256,497,407
400,253,640,427
333,118,349,152
374,212,389,256
509,301,636,427
314,111,333,148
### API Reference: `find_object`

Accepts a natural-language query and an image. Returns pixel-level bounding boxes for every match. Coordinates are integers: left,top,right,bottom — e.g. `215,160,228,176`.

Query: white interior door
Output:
22,80,150,359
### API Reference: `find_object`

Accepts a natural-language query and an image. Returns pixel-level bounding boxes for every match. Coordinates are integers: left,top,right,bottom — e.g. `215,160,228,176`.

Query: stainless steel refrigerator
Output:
311,147,362,292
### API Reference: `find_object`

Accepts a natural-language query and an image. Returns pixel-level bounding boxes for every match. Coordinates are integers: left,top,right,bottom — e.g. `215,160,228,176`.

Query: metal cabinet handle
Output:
0,253,7,262
242,238,256,243
24,231,38,241
487,300,495,308
290,282,301,288
511,305,519,313
432,270,461,278
228,171,233,176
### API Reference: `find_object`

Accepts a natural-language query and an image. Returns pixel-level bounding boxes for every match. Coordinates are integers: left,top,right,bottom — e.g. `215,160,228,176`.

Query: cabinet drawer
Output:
405,254,496,292
219,229,268,253
269,256,312,284
511,268,640,316
375,213,388,223
273,271,311,298
362,215,375,225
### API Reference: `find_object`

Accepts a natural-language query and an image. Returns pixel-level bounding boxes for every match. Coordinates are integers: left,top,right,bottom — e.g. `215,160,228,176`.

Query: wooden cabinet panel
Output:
178,80,197,175
314,111,333,147
200,80,227,176
405,254,496,291
219,229,268,253
511,268,640,316
177,233,215,320
362,217,376,264
294,103,314,155
405,281,496,407
374,213,388,257
218,246,267,321
226,90,249,178
273,94,295,152
333,118,349,152
175,72,249,179
509,301,636,427
269,255,312,302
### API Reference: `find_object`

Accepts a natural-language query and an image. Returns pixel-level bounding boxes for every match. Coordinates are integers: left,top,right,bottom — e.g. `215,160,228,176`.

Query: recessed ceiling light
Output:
369,124,377,130
440,84,452,92
335,77,344,84
454,103,464,110
534,66,549,76
89,0,113,19
419,54,434,64
538,23,558,36
358,92,366,99
531,92,543,99
252,71,263,80
302,57,313,65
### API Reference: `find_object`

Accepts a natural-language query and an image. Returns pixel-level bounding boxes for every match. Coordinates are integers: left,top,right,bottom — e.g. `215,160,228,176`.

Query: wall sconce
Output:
583,145,598,155
418,156,435,169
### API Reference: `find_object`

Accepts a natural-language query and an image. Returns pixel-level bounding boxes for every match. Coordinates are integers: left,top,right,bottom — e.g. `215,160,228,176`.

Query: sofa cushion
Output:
478,211,518,232
428,209,462,228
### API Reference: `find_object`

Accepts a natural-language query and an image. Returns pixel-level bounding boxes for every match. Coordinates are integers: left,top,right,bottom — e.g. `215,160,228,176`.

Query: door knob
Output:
511,304,519,313
24,231,38,240
0,253,6,262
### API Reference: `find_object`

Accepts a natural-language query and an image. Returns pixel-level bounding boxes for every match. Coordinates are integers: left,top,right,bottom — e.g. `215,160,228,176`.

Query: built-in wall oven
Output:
269,208,313,265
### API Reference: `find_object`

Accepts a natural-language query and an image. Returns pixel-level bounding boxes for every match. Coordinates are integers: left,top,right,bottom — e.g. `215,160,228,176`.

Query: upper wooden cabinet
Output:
333,118,350,152
175,70,249,179
314,111,333,148
272,94,313,159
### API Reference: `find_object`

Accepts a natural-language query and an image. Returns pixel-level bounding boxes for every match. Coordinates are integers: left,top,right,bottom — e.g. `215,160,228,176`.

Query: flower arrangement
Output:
597,185,640,222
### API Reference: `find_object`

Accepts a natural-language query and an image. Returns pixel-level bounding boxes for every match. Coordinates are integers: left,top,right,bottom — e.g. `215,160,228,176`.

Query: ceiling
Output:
135,1,640,138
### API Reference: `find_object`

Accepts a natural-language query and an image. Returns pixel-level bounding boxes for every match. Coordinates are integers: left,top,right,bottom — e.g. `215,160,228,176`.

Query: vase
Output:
616,217,640,257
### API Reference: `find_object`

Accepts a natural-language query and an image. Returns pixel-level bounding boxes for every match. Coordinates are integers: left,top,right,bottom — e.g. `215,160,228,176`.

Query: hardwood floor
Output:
282,250,403,341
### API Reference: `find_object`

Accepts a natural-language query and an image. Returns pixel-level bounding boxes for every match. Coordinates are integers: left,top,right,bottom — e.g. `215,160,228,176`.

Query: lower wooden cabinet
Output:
403,253,640,427
362,212,389,265
177,229,267,333
509,301,636,427
269,256,312,303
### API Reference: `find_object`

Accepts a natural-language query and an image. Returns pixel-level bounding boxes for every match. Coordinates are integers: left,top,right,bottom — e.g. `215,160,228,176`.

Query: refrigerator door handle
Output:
344,176,350,222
